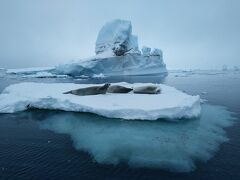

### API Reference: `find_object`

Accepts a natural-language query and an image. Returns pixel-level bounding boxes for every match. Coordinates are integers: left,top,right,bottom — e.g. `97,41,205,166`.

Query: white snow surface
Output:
0,82,201,120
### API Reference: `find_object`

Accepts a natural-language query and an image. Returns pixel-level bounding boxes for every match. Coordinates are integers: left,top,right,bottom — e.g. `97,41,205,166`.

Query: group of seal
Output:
63,83,160,96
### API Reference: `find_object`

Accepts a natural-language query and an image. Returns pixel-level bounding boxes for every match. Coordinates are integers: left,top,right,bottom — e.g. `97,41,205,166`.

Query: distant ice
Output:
5,67,69,78
169,69,240,78
7,67,54,74
22,72,69,78
0,82,200,120
40,104,235,172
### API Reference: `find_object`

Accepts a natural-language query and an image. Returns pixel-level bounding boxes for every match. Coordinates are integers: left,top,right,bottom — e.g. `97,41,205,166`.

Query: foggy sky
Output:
0,0,240,69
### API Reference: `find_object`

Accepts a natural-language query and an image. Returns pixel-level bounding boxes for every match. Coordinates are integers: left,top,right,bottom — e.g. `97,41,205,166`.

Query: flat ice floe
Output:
0,82,200,120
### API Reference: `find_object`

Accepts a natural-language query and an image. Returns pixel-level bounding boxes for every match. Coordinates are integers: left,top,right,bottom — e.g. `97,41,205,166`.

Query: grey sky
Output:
0,0,240,69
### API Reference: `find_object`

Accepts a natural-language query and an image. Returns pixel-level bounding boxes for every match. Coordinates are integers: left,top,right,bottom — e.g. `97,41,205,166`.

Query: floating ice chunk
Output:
0,82,200,120
142,46,151,56
39,104,234,172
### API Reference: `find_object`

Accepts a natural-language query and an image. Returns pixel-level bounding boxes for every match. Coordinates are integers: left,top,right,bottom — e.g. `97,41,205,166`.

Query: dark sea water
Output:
0,71,240,180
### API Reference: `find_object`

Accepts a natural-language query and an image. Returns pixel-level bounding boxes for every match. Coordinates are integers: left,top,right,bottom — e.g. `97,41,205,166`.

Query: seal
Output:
133,85,161,94
107,85,133,93
63,83,111,96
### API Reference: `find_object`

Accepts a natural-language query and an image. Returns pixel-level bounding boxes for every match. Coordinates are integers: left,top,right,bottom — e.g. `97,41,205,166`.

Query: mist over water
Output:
40,104,235,172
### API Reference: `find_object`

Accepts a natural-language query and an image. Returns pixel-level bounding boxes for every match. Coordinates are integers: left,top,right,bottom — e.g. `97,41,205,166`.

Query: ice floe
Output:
0,82,200,120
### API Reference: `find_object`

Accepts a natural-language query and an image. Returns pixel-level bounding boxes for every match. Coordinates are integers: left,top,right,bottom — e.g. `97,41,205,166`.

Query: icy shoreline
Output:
0,82,200,120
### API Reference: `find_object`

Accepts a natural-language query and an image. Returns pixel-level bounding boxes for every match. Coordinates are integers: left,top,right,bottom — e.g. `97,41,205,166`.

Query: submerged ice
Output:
40,104,235,172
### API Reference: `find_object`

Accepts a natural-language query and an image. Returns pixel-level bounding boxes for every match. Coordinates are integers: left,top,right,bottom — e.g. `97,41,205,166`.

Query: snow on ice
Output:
0,82,200,120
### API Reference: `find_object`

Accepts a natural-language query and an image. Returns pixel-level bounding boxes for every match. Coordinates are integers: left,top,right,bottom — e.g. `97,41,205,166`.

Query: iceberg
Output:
0,82,200,120
53,19,167,77
5,20,167,78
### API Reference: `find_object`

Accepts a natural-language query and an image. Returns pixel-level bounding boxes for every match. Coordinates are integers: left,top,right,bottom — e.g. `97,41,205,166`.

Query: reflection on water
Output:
17,104,233,172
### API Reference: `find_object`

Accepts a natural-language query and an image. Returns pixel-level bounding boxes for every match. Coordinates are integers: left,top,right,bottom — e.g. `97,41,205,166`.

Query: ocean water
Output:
0,71,240,179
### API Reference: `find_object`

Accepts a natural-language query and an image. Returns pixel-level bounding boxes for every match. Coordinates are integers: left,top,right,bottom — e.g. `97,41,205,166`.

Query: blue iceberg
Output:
6,19,167,78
